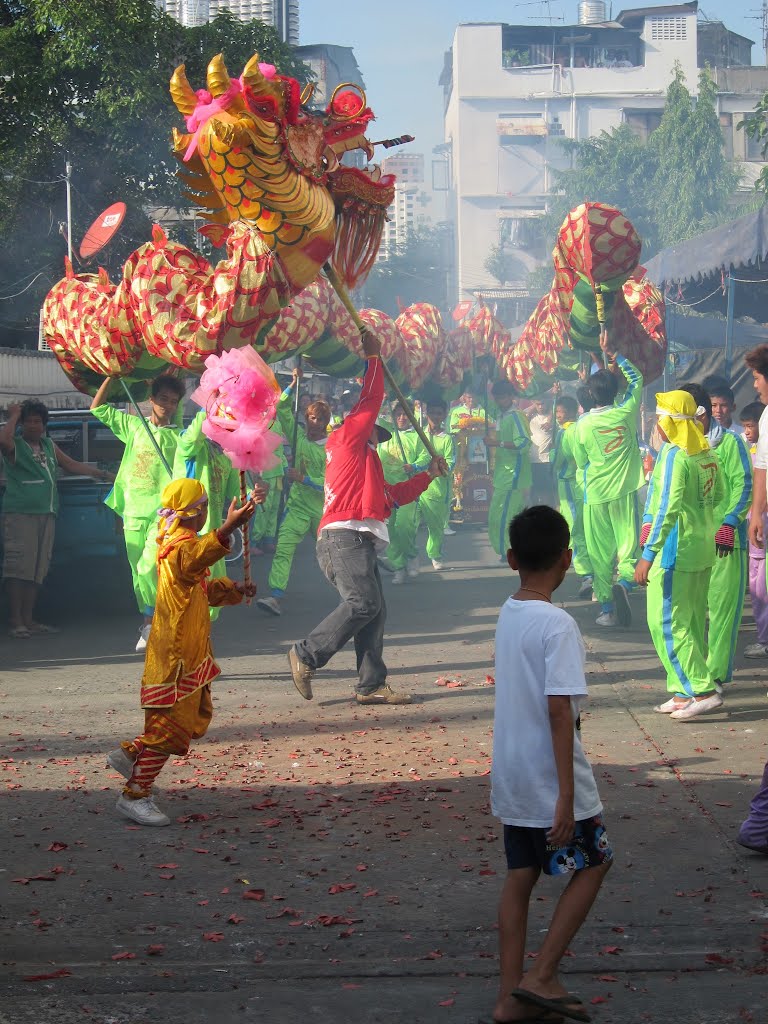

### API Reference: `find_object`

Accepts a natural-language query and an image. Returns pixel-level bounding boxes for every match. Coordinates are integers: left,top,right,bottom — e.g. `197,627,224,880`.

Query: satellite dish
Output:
79,202,127,259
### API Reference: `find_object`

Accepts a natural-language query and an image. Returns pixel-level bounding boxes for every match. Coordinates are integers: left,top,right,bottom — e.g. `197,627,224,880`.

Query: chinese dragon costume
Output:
43,53,666,396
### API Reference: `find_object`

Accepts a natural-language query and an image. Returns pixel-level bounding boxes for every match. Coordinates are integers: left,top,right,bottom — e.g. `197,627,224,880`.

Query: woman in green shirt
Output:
1,399,113,638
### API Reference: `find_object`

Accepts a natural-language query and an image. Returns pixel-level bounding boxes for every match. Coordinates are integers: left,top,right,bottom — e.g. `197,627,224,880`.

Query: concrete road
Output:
1,524,766,1023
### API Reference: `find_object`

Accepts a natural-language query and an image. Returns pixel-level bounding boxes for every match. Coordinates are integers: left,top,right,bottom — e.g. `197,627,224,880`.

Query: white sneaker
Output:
406,557,419,578
107,748,135,779
578,577,593,599
670,692,724,721
654,696,692,714
595,612,617,627
744,642,768,659
135,624,151,652
431,559,445,571
392,569,406,585
443,526,456,536
115,794,170,827
256,596,282,617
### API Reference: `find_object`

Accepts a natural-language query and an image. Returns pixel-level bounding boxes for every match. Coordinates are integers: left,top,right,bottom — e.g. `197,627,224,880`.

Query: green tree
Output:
739,93,768,194
0,0,310,349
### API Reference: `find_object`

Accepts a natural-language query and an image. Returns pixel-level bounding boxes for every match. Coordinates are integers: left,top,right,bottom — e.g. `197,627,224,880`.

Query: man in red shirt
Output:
287,330,448,705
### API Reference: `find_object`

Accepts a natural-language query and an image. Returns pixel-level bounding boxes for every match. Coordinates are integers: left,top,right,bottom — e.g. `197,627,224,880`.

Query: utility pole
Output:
64,159,73,263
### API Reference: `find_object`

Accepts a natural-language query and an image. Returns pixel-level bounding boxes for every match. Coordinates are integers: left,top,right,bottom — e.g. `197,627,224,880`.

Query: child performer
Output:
570,335,644,628
551,393,593,598
489,505,612,1024
635,390,724,721
741,402,768,659
257,368,330,616
91,374,185,651
173,409,240,621
485,380,532,560
680,384,752,690
106,479,256,826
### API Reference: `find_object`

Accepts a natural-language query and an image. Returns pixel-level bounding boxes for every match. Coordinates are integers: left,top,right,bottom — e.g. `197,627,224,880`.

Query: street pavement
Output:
1,524,766,1024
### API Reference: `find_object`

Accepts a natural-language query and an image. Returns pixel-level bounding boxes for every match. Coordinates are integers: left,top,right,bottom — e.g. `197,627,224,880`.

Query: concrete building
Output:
378,154,435,260
156,0,299,41
294,43,364,109
441,1,768,305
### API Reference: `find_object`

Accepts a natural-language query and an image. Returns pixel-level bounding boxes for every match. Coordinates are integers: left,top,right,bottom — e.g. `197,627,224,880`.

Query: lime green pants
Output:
583,492,640,606
706,547,747,685
417,491,451,561
268,505,320,595
387,502,419,569
557,478,593,579
647,563,714,697
125,518,158,616
251,481,282,544
488,483,528,556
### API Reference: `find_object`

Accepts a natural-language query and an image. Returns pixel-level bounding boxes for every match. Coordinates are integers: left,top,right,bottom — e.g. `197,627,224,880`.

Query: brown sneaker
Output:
287,646,314,701
356,685,413,705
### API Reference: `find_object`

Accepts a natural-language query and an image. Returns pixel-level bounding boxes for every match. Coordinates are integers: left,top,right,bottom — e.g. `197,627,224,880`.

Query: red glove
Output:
715,523,735,556
639,522,652,547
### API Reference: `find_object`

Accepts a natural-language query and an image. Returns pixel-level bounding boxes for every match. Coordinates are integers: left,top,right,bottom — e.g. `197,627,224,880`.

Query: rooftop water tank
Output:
578,0,607,24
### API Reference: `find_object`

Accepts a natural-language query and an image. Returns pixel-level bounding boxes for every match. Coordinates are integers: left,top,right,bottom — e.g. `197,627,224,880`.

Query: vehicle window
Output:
88,422,124,469
47,421,84,462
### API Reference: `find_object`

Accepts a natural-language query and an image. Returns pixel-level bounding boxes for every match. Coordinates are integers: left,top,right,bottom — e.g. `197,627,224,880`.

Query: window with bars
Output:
649,16,687,41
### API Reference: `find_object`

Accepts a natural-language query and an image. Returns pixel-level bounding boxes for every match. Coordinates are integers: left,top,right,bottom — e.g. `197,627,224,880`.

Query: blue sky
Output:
301,0,763,163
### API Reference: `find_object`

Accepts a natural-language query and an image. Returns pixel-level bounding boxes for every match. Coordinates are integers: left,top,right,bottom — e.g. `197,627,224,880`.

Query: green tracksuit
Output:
642,444,724,697
172,410,240,620
550,421,593,579
91,403,179,616
412,428,456,561
706,427,752,684
488,409,532,556
251,426,287,547
379,428,424,569
571,356,644,608
267,389,327,596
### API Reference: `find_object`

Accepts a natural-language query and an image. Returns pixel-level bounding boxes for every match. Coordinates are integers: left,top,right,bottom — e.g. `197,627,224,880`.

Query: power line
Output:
0,271,51,301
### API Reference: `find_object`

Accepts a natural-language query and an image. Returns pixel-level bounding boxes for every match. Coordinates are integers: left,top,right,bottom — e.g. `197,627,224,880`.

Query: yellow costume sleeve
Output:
207,576,243,607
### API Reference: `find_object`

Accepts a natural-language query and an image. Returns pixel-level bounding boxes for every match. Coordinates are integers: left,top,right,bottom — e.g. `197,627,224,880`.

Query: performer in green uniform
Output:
403,399,457,571
636,389,724,721
251,424,287,555
448,390,482,434
257,369,330,616
551,394,593,596
91,375,184,651
378,405,424,584
679,383,752,689
485,380,532,559
570,339,644,627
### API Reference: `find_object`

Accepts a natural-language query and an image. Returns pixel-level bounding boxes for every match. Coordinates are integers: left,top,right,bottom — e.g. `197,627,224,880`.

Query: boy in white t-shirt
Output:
489,505,613,1024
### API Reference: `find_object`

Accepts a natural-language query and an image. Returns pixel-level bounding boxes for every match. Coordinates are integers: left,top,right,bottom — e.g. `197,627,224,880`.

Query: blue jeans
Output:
296,528,387,695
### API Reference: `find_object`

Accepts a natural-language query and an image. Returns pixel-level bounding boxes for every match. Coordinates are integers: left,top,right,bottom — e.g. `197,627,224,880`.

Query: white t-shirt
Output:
491,599,602,828
753,406,768,480
528,412,553,463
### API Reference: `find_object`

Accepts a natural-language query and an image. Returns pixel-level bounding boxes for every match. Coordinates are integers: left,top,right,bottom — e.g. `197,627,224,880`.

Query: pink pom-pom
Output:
190,347,284,473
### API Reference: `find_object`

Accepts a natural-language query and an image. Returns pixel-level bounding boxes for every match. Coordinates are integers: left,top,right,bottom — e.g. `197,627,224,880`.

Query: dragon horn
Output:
241,52,282,102
170,64,198,117
207,53,231,97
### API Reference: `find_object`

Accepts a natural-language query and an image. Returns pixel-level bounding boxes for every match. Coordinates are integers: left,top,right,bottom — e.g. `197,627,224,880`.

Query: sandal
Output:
9,626,32,639
511,990,591,1023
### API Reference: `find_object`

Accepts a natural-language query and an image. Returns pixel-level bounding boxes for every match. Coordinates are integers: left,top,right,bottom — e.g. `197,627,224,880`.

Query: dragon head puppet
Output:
170,53,395,292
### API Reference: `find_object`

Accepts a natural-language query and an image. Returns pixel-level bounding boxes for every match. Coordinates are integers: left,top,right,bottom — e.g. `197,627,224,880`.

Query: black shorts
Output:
503,815,613,875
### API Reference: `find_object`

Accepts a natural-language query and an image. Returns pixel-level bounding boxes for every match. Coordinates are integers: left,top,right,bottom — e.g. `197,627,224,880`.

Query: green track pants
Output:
387,502,419,569
252,481,282,544
583,491,640,606
557,479,593,579
647,564,714,697
488,483,528,556
706,548,747,685
126,519,158,616
417,491,451,561
268,506,321,595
